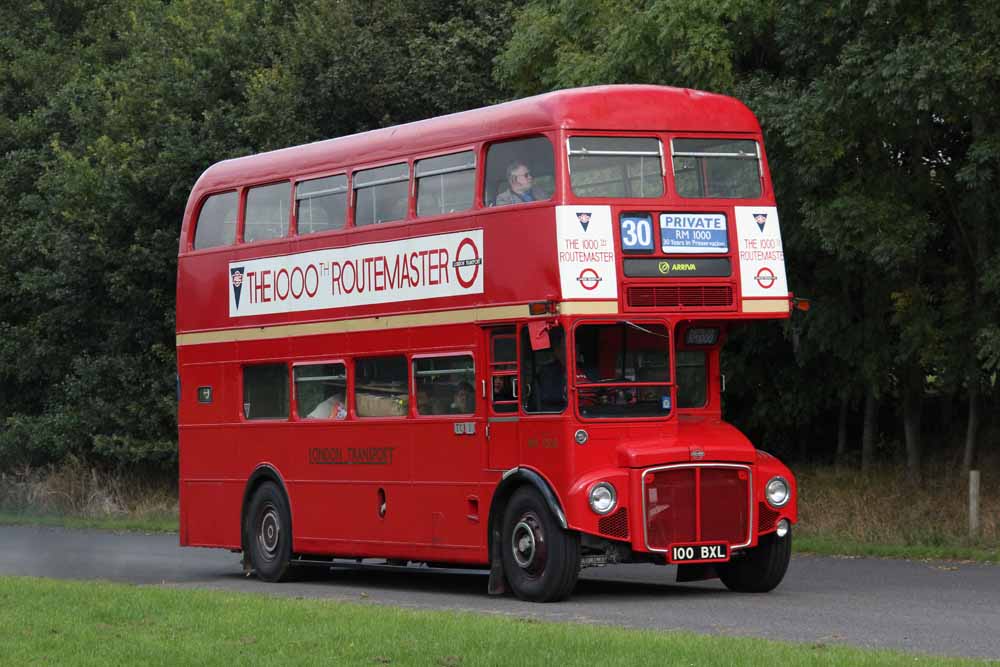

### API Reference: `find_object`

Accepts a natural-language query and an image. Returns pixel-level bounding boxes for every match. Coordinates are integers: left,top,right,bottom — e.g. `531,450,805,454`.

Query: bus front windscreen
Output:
574,322,671,419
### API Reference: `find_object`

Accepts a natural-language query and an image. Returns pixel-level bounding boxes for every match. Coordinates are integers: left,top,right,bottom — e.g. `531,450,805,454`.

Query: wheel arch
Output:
240,464,292,553
488,467,567,554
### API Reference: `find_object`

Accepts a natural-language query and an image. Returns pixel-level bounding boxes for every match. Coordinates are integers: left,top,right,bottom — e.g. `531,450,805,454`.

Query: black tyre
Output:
717,529,791,593
500,486,580,602
245,481,293,582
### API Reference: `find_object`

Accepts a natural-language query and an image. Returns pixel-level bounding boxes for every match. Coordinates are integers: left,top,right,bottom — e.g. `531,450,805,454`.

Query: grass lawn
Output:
0,511,178,534
0,576,988,666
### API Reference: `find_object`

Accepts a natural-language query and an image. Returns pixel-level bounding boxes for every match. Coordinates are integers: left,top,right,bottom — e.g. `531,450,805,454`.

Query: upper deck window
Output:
485,136,554,207
244,182,291,243
192,191,237,250
354,163,409,226
568,137,664,198
671,138,761,199
296,174,347,235
416,151,475,217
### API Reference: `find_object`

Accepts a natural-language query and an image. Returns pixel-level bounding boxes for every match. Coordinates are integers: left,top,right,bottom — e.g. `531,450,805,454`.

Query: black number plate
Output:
668,542,729,563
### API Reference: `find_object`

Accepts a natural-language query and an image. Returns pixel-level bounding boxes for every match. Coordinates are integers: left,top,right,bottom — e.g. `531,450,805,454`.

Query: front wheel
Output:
245,481,293,582
717,529,791,593
500,487,580,602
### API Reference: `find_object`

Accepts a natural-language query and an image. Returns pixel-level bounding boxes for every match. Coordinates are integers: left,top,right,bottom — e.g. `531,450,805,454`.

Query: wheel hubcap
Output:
257,505,280,561
511,513,546,576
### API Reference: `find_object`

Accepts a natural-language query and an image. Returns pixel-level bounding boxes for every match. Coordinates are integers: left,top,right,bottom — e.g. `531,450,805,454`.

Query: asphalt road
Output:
1,525,998,659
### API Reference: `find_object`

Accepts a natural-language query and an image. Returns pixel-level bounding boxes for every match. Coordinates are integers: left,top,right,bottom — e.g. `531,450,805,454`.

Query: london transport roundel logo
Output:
755,267,777,289
577,267,602,291
452,237,482,289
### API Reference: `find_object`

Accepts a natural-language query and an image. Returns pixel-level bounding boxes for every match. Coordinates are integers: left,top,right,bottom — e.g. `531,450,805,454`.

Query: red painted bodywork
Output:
176,85,797,566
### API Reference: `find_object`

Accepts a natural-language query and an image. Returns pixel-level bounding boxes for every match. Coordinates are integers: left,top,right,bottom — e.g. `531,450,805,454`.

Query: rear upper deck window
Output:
296,174,347,235
245,182,291,243
192,192,238,250
354,163,409,226
485,136,554,207
568,136,664,198
416,151,475,217
672,138,761,199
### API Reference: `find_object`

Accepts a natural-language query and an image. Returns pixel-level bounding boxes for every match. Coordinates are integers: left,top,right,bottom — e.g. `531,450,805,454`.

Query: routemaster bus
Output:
176,85,797,602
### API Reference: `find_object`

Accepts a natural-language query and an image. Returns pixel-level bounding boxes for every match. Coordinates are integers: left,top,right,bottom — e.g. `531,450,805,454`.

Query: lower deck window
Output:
355,356,408,417
243,364,289,420
414,355,475,415
295,363,347,419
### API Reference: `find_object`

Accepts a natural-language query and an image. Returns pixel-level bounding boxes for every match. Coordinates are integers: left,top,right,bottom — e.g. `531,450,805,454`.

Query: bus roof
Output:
190,85,760,195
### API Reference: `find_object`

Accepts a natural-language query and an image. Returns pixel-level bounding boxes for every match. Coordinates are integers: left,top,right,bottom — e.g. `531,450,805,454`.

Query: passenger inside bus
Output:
494,161,548,206
307,392,347,420
450,382,475,414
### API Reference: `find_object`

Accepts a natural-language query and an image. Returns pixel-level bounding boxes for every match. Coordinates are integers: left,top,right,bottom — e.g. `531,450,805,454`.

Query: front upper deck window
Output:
485,136,554,207
192,191,237,250
245,182,291,243
416,151,475,217
354,163,409,226
296,175,347,235
672,138,761,199
574,322,672,419
568,136,664,198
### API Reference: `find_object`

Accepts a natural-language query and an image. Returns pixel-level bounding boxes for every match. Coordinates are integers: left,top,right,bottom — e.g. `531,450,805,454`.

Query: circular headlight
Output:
766,476,790,508
588,482,617,515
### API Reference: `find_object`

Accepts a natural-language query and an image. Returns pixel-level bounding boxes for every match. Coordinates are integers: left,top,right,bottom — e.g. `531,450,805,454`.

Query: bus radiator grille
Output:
643,466,750,550
598,507,629,539
758,502,780,532
626,286,734,310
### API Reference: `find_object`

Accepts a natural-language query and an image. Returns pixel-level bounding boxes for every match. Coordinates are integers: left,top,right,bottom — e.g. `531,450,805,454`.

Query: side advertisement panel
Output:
228,230,484,317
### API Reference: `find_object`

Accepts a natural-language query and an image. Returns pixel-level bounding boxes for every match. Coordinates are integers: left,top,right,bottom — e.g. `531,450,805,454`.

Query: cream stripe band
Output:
740,299,790,313
176,301,620,347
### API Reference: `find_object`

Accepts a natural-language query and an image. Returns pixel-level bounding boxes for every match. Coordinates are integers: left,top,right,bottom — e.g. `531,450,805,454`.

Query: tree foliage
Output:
499,0,999,468
0,0,518,470
1,0,996,474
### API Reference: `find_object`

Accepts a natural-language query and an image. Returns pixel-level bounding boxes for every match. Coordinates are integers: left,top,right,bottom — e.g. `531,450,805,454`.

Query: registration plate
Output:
668,542,729,564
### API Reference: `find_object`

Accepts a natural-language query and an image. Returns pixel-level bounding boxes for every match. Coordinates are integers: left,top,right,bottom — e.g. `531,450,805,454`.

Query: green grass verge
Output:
0,577,989,666
0,511,178,533
795,535,1000,564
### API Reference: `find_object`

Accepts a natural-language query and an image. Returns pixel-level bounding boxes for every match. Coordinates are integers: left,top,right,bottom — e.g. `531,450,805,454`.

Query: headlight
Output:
588,482,617,515
766,476,790,508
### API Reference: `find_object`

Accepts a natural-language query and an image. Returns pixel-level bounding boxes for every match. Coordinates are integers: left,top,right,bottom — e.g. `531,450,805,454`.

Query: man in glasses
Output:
494,160,548,206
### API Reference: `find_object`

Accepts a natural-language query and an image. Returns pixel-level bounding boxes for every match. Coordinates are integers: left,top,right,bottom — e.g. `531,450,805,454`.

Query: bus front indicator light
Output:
574,429,589,445
766,476,790,508
776,519,790,538
588,482,617,515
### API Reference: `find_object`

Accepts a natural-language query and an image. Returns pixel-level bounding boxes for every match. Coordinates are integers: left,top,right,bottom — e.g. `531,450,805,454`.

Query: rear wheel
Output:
717,529,791,593
245,481,293,582
500,487,580,602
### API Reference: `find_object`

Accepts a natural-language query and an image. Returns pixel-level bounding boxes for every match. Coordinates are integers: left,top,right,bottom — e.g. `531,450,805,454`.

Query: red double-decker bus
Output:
176,85,797,602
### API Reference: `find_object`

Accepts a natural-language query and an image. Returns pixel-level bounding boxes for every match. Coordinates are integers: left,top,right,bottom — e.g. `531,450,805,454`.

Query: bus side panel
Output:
178,350,242,549
288,421,419,551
